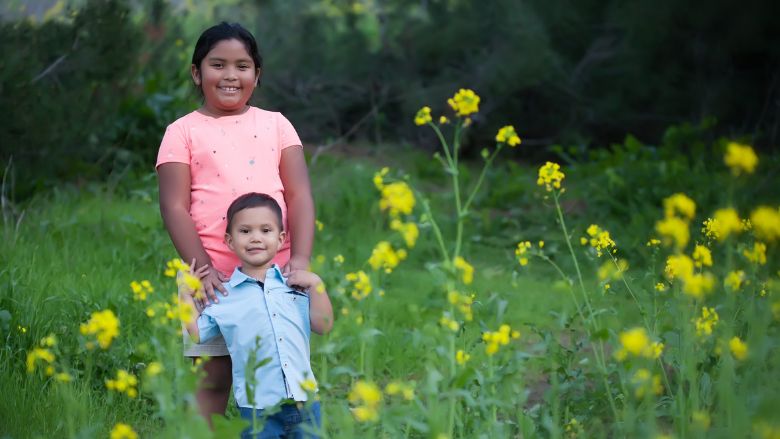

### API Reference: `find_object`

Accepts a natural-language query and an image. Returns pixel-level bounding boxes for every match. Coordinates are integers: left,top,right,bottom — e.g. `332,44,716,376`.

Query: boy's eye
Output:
239,228,249,233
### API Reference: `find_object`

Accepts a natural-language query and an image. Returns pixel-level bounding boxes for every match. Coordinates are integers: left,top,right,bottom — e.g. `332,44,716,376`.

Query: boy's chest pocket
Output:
268,287,309,323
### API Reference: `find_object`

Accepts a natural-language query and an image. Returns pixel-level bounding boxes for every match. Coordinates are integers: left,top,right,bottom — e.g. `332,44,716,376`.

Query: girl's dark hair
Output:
226,192,283,233
191,22,263,89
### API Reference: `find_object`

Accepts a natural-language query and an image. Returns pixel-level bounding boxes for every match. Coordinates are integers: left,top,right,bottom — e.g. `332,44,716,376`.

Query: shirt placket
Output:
260,279,294,400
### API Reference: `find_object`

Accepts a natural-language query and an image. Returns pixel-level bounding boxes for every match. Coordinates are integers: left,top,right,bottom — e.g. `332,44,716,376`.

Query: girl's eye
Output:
211,63,222,68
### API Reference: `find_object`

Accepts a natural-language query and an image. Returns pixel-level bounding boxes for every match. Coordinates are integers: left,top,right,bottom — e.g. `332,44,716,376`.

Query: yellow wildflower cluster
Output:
694,307,719,337
439,313,460,332
537,162,565,192
453,256,474,285
692,245,713,268
448,290,474,321
378,181,416,217
515,241,532,266
368,241,407,273
724,142,758,176
482,324,520,355
456,349,471,365
664,253,715,299
631,368,664,398
565,418,584,438
581,224,617,257
664,193,696,221
26,347,55,374
105,369,138,398
414,106,432,126
655,193,697,250
345,271,372,300
163,258,190,277
743,242,767,265
724,270,746,291
145,294,195,325
145,362,163,378
385,380,415,400
80,309,119,349
348,380,382,422
130,280,153,301
390,219,419,248
110,423,138,439
729,336,748,361
299,378,318,393
447,88,480,117
495,125,521,147
692,410,711,430
750,206,780,242
615,327,664,361
598,259,628,282
702,208,743,242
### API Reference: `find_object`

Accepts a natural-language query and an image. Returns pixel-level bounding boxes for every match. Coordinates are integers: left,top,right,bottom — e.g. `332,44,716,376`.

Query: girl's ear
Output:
191,64,201,86
255,67,262,85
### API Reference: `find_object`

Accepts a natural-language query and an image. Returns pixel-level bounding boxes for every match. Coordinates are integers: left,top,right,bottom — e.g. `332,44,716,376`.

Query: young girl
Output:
156,22,315,423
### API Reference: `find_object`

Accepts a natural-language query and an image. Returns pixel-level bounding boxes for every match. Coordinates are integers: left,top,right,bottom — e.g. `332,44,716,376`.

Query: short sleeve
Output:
277,113,302,151
156,123,191,169
197,312,221,343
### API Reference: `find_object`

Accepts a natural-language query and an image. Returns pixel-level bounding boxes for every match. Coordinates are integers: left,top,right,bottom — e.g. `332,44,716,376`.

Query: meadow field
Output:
1,97,779,439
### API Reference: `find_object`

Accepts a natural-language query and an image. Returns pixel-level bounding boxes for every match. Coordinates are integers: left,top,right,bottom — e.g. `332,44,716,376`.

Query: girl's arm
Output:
286,270,334,335
158,162,227,307
279,145,315,273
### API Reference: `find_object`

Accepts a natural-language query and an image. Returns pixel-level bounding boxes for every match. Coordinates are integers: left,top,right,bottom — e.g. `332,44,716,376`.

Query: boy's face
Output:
225,206,285,268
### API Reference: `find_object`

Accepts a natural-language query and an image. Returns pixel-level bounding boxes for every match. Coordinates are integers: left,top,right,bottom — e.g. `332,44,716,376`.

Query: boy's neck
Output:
239,262,275,283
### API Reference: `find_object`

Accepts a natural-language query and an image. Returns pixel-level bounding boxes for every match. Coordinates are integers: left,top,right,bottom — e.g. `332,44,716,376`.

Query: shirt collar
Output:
228,264,284,287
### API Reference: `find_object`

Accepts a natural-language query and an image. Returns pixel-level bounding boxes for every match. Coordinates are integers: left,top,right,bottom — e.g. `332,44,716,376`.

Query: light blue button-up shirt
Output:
197,265,316,409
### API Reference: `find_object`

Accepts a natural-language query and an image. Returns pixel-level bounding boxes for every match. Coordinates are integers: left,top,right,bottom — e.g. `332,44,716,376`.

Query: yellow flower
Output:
694,307,719,337
333,254,345,265
724,270,745,291
384,381,415,400
682,273,715,299
130,280,154,301
750,206,780,242
456,349,470,365
646,238,661,247
348,380,382,422
495,125,521,147
692,410,711,430
164,258,190,277
110,423,138,439
373,167,389,190
379,181,416,217
724,142,758,175
414,106,432,126
346,271,373,300
663,193,696,222
453,256,474,285
368,241,407,273
315,220,324,231
584,224,617,257
439,115,450,124
447,290,474,322
702,208,742,241
655,282,668,292
665,254,694,280
54,372,72,383
145,362,163,377
655,217,690,250
300,378,318,393
743,242,767,265
631,368,663,398
390,219,419,248
515,241,532,266
692,245,712,268
79,309,120,349
619,327,649,356
598,259,628,281
439,314,460,332
537,162,565,192
105,370,138,398
482,324,518,355
447,88,480,117
26,348,55,373
40,334,57,347
729,336,748,361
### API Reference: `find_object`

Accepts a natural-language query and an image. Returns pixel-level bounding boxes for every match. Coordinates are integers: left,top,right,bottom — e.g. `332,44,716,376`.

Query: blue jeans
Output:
239,401,321,439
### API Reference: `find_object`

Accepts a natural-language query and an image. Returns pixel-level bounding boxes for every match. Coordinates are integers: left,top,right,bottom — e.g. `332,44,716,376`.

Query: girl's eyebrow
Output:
206,56,252,63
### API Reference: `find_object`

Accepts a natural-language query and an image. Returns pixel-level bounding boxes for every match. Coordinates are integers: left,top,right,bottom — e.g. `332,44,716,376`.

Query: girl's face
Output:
191,38,260,116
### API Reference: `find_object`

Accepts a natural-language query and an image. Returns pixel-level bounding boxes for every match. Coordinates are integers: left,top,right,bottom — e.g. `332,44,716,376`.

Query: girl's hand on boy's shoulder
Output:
286,270,322,294
282,255,311,276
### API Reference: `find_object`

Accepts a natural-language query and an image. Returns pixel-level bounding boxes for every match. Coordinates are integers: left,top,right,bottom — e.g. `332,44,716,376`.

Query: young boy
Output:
179,192,333,438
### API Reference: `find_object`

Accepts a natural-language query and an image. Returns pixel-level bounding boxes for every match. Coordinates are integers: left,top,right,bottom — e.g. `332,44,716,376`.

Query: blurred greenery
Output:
1,0,778,198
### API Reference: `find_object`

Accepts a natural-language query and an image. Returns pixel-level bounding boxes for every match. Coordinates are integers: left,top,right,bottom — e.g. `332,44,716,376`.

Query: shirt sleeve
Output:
197,312,221,343
277,113,302,151
156,122,191,169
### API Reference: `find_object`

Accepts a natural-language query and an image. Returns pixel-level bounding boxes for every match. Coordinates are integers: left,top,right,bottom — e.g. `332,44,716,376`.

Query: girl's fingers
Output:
205,279,219,304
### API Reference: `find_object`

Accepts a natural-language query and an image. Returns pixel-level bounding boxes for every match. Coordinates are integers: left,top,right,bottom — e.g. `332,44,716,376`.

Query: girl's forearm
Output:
309,288,333,335
286,191,315,263
161,205,213,268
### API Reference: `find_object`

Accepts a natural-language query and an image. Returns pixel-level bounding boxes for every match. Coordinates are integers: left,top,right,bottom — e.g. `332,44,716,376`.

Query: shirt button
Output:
278,337,283,342
273,313,277,318
284,363,288,368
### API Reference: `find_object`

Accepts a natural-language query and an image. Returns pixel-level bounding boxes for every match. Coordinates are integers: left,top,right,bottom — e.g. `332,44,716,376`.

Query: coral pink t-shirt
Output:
156,107,302,276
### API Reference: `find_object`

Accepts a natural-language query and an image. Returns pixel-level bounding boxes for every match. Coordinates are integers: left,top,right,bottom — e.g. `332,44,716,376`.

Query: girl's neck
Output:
197,104,251,118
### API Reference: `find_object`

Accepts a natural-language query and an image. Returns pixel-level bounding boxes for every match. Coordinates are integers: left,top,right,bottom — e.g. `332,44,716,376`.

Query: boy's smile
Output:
225,206,285,278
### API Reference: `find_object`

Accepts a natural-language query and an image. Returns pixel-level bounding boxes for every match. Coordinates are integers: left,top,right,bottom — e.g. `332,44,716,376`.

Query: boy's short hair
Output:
226,193,283,233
